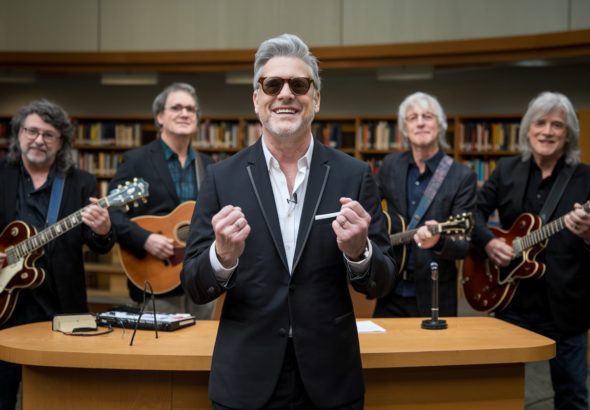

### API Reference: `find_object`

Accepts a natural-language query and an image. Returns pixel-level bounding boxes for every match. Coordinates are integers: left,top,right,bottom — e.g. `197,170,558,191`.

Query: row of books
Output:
365,157,383,177
72,150,123,177
459,121,520,152
463,158,498,185
312,123,343,148
245,122,263,147
193,120,239,149
356,121,408,151
75,121,142,147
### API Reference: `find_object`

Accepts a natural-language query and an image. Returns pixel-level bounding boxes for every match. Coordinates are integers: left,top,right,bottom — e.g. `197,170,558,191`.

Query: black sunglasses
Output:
258,77,314,96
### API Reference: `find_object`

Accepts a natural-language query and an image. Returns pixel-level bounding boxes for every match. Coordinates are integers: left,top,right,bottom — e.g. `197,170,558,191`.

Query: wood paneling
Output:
342,0,569,46
100,0,341,52
0,0,98,52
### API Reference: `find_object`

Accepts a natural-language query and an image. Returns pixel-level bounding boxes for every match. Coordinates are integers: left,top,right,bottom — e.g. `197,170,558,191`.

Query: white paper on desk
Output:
356,321,386,333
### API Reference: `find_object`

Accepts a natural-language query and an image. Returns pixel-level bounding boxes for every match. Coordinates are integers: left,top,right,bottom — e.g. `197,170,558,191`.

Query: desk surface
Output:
0,317,554,371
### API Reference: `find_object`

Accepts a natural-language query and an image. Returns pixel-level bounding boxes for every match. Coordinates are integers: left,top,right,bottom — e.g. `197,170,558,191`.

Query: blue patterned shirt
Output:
160,139,197,203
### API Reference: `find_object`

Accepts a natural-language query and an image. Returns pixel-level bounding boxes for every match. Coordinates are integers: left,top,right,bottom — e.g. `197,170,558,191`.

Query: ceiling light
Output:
101,72,158,85
377,65,433,81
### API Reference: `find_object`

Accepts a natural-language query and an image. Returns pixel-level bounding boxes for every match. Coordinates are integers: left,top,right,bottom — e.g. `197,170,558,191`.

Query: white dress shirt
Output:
209,135,372,281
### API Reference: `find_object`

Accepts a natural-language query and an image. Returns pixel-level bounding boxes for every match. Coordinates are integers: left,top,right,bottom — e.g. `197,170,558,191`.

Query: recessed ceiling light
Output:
101,72,158,85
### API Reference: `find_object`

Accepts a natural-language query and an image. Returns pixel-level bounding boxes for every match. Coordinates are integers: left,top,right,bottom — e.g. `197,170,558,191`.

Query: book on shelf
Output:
194,120,239,149
365,156,383,177
459,121,520,152
75,121,142,147
245,122,263,147
356,121,406,150
72,149,122,177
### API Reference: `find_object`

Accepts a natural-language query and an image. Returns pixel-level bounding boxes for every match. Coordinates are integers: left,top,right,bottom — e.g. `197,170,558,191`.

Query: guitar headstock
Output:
106,178,150,208
439,212,474,236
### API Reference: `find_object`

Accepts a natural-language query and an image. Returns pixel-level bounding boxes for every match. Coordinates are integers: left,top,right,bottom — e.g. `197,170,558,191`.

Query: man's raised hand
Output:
213,205,251,269
332,198,371,261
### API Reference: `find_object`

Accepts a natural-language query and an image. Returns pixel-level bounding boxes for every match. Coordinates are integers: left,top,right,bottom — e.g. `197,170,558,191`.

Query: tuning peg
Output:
141,198,148,203
133,201,139,208
125,181,131,185
124,204,130,212
118,184,123,189
449,216,454,220
133,177,138,182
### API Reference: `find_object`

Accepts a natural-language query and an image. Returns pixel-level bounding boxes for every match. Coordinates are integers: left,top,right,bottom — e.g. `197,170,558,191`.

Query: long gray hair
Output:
152,82,201,130
519,92,580,166
397,92,450,149
253,34,321,96
8,99,75,176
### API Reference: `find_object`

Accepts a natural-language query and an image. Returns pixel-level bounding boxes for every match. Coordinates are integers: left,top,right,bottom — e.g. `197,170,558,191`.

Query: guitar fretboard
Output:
515,201,590,252
390,225,440,247
11,198,108,261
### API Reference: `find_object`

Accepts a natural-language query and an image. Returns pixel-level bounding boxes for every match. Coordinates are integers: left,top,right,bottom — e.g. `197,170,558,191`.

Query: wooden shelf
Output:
84,262,125,274
459,150,521,156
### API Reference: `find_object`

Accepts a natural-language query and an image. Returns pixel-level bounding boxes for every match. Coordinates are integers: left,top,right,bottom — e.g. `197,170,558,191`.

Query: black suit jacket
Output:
180,138,397,409
375,150,477,317
0,158,116,314
108,140,215,301
472,155,590,335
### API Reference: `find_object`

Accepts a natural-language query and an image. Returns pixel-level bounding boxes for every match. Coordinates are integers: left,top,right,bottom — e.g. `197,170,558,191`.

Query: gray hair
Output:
397,92,449,149
253,33,321,95
8,99,75,176
519,91,580,166
152,83,201,130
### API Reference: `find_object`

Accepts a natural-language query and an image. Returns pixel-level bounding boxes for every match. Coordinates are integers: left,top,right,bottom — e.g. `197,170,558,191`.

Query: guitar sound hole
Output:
177,224,190,243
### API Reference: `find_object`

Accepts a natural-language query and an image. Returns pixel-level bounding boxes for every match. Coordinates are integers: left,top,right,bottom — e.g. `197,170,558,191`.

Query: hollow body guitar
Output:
0,179,149,326
119,201,194,294
384,211,474,272
462,201,590,314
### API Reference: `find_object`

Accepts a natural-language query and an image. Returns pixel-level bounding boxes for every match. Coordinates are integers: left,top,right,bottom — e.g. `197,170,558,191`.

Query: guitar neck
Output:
515,201,590,253
390,225,440,246
12,198,109,261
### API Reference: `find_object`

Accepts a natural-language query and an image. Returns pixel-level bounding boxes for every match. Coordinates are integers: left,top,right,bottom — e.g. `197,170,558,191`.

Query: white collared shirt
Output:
209,134,372,280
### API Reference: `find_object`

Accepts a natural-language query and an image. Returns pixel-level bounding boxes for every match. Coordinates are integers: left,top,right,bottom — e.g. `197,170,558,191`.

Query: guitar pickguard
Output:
0,259,25,294
497,256,525,285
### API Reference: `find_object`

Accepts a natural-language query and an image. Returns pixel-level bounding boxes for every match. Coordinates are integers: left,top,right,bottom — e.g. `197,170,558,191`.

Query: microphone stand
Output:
421,262,448,330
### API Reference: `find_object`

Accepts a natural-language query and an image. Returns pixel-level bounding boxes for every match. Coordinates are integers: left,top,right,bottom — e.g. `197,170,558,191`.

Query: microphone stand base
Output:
421,319,448,330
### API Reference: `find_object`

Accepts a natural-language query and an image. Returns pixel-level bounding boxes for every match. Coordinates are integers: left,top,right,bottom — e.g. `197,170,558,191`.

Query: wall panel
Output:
571,0,590,31
0,0,98,51
342,0,569,46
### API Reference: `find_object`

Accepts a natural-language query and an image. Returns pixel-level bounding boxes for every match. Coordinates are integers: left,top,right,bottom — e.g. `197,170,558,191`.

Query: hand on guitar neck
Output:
81,197,112,236
564,203,590,244
413,220,442,249
144,233,175,260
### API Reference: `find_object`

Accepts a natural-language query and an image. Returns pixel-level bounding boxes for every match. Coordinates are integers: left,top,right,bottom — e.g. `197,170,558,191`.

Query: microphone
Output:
287,193,298,204
421,262,448,330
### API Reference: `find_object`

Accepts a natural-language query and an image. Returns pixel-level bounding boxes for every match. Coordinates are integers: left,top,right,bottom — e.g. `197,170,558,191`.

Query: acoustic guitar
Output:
384,212,474,272
462,201,590,314
0,179,149,326
119,201,194,294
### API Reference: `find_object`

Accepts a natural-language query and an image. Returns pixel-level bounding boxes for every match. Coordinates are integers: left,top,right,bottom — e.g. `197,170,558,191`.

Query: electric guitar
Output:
384,212,474,272
118,201,194,294
0,179,149,326
462,201,590,314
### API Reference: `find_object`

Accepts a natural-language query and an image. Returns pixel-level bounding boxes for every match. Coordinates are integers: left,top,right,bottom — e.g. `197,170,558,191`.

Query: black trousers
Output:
373,291,421,318
212,339,364,410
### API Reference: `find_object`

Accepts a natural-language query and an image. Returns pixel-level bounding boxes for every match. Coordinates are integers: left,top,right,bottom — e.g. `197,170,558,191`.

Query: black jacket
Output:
472,155,590,335
375,150,477,317
0,158,116,314
180,138,397,409
108,139,215,301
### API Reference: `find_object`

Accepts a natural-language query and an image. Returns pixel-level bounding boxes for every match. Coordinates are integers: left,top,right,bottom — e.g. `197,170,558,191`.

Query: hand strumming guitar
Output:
144,234,175,260
485,238,515,268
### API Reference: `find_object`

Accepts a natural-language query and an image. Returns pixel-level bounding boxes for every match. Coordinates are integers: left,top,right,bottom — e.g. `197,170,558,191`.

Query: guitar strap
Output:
407,155,454,230
191,147,206,191
538,164,576,225
46,174,65,228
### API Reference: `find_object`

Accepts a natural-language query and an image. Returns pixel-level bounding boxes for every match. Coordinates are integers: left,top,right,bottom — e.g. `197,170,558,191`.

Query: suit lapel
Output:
4,162,19,222
292,140,329,274
246,140,289,273
513,158,530,215
150,141,180,205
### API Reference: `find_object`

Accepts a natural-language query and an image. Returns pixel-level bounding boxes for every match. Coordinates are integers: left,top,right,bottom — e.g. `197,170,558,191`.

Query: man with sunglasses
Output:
181,34,396,410
0,99,116,408
108,83,216,318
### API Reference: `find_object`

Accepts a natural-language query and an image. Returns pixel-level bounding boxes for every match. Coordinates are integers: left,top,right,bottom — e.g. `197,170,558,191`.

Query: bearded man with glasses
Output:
180,34,396,410
0,99,116,408
108,83,216,319
373,92,477,320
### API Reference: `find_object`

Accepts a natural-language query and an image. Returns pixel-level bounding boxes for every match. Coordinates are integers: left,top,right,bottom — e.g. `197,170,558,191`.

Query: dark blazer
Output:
375,150,477,317
180,138,397,409
472,155,590,335
108,139,215,301
0,158,116,314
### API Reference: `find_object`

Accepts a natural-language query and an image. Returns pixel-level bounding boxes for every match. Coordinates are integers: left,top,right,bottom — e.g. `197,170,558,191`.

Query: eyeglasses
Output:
22,127,60,143
258,77,314,96
405,113,436,123
166,105,197,115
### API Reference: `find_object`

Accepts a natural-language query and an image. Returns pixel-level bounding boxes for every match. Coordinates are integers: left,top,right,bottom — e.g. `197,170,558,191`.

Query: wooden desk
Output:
0,317,554,409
